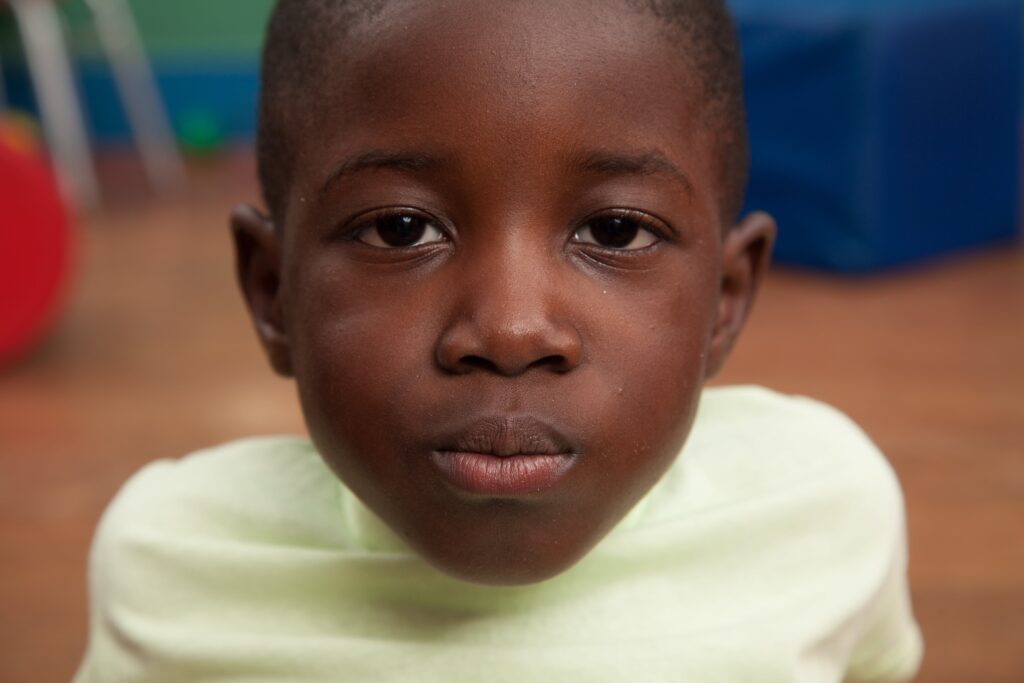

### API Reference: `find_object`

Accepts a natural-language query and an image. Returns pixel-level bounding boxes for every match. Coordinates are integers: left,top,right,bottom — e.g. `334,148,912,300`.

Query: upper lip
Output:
437,416,576,457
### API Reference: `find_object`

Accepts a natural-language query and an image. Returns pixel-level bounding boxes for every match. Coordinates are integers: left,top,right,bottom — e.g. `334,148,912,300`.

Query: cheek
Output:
286,260,442,453
578,265,719,468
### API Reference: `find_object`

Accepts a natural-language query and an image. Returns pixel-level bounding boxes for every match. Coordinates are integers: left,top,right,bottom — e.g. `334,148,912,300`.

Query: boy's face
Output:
235,0,773,585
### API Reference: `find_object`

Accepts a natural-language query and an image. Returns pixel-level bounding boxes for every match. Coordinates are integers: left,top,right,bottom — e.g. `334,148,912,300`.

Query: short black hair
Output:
257,0,748,224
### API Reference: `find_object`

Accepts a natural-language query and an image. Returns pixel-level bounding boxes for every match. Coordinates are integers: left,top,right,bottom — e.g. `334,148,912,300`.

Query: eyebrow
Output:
568,148,694,198
319,150,443,197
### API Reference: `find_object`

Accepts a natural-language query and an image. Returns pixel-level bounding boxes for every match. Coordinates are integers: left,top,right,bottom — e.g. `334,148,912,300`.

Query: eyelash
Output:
573,209,669,252
341,208,671,251
344,208,448,249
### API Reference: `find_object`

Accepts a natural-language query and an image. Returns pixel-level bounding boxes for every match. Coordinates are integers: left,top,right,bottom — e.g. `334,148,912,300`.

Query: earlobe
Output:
230,203,294,377
705,211,776,379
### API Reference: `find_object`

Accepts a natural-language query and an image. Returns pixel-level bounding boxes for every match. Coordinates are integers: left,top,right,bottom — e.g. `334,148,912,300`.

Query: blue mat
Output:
731,0,1021,271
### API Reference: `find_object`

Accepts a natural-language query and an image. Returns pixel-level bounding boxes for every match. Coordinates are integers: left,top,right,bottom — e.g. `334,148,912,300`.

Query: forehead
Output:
286,0,721,224
346,1,693,112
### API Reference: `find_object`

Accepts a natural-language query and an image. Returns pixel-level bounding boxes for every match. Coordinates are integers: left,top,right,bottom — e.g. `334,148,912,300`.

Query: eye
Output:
573,213,661,251
354,212,446,248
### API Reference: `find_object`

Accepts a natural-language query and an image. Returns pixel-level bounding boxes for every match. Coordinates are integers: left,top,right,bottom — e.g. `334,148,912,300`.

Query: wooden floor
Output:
1,153,1022,682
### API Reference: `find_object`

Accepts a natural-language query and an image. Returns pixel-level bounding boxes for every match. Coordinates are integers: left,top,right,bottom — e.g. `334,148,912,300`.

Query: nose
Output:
435,261,583,377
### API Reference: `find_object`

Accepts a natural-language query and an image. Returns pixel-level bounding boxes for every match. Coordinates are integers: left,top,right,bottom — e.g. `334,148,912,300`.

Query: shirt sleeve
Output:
72,461,177,683
844,515,924,682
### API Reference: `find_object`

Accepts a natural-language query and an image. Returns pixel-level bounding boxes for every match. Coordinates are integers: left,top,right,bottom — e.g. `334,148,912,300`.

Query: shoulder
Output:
690,385,902,503
76,438,349,681
645,386,907,548
106,435,328,500
692,385,887,466
91,436,346,571
646,387,921,680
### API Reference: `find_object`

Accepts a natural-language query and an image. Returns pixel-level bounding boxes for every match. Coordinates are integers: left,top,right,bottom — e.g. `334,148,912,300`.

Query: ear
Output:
230,204,293,377
705,211,776,379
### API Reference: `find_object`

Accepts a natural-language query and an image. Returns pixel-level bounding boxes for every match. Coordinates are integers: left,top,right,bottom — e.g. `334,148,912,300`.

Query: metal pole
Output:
9,0,100,209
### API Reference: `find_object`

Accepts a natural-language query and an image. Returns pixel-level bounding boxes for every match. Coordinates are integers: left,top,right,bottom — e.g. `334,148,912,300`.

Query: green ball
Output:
176,109,226,157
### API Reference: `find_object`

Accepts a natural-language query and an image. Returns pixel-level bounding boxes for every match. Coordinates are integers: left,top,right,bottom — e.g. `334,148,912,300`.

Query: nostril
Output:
459,355,497,373
453,353,569,376
531,354,572,373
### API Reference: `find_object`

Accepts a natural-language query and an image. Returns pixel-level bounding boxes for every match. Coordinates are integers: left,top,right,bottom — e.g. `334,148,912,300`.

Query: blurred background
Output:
0,0,1020,681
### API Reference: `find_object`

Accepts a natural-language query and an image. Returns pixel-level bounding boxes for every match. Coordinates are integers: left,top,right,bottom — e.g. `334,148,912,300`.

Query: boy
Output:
75,0,923,681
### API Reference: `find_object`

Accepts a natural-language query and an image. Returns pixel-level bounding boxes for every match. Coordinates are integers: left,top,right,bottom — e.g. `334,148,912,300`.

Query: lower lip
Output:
429,451,576,497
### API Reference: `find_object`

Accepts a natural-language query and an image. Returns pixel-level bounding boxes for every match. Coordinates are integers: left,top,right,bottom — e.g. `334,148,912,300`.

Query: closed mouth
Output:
430,416,579,496
439,415,576,457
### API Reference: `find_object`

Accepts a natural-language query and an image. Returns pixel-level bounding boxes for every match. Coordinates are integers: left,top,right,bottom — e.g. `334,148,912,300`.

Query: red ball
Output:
0,140,74,366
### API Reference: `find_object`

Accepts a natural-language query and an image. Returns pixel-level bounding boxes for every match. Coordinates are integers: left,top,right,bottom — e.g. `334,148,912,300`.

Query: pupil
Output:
591,216,638,248
378,215,426,247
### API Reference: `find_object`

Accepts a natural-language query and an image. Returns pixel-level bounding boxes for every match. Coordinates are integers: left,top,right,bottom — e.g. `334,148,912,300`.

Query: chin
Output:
406,519,603,587
427,556,582,587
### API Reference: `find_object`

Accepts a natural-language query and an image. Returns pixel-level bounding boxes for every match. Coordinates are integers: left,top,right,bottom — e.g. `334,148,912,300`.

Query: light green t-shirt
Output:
75,386,922,682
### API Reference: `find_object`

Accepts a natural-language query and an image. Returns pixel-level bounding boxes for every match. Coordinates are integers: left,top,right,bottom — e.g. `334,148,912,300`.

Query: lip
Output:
430,416,579,496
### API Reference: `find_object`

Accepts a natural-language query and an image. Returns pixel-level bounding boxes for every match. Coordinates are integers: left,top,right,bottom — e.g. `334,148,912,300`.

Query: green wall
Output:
1,0,275,61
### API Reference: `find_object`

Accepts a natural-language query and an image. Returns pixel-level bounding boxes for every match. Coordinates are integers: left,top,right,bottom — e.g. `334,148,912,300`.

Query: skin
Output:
232,0,775,586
